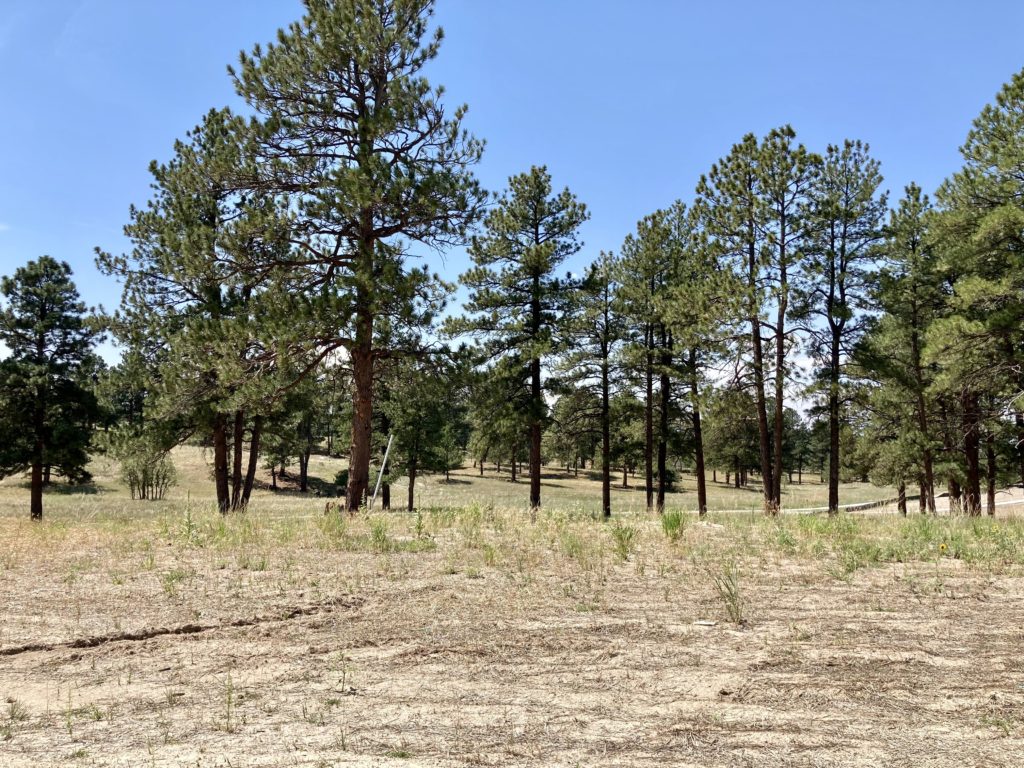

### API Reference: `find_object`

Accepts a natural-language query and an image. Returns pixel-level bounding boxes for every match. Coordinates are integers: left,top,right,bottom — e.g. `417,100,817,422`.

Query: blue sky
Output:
2,0,1023,341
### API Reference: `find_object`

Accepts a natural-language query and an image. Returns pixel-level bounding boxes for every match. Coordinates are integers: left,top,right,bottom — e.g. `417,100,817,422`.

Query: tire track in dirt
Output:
0,595,363,657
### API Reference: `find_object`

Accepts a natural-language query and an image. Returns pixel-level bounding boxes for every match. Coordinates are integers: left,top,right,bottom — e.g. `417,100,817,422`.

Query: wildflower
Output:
939,542,948,554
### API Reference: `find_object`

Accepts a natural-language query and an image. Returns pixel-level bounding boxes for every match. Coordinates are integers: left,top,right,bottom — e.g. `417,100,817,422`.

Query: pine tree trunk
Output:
690,351,707,517
230,410,244,510
407,457,417,511
750,313,774,513
920,479,927,513
30,457,43,521
347,289,374,511
1016,412,1024,488
963,392,982,516
510,446,517,483
241,415,262,508
986,432,997,517
827,351,841,515
299,449,310,494
622,464,628,489
898,481,907,516
949,478,962,515
601,352,611,518
213,415,230,513
910,323,936,513
656,334,671,514
382,481,390,511
644,325,654,511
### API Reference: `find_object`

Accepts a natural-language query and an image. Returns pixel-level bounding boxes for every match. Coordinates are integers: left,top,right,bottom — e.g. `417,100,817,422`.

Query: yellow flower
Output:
939,542,948,554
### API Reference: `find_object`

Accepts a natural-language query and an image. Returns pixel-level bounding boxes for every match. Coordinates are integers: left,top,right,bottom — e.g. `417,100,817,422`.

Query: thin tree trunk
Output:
407,455,417,512
1016,411,1024,488
986,432,997,517
963,391,982,516
644,324,654,510
213,414,230,514
30,456,43,521
601,352,611,518
231,410,244,510
689,349,707,517
827,342,841,515
240,415,262,507
949,478,962,515
910,322,936,513
530,357,542,509
898,481,907,516
656,330,671,514
299,449,310,494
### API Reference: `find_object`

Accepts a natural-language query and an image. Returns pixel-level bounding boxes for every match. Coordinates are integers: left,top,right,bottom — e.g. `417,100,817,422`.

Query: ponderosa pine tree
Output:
659,203,738,516
930,66,1024,513
860,184,944,513
231,0,485,511
757,126,819,512
559,250,623,517
795,140,887,514
0,258,101,520
617,207,684,513
451,166,587,510
98,108,289,513
695,134,776,511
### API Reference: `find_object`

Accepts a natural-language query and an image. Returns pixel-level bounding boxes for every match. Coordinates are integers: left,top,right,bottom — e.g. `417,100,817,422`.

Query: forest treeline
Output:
3,0,1024,521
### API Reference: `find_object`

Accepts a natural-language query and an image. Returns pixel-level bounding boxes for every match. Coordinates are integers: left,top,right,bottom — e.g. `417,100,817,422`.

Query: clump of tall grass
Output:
610,522,639,561
661,510,687,543
711,561,744,625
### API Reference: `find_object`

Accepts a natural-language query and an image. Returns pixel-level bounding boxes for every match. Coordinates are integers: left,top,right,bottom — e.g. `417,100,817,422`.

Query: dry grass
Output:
3,492,1024,766
0,444,896,518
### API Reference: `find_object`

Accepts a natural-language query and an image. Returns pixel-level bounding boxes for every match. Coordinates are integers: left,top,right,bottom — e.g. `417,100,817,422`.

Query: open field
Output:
4,478,1024,766
3,453,1024,767
0,445,899,517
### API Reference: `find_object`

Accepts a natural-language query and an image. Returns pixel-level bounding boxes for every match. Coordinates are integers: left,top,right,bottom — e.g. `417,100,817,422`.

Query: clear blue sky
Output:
2,0,1023,334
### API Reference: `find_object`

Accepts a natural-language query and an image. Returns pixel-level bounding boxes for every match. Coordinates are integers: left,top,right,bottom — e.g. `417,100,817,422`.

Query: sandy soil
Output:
2,511,1023,767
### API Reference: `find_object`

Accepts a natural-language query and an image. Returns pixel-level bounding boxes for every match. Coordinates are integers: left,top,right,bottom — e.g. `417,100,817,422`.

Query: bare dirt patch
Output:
2,508,1024,767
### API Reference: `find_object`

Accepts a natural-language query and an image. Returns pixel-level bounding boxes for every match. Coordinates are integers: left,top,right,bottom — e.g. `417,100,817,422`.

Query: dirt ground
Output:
2,506,1024,767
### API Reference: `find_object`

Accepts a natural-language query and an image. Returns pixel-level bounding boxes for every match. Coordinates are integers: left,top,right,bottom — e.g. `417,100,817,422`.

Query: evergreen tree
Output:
930,67,1024,514
451,166,588,510
859,184,944,513
695,134,776,511
757,126,820,512
617,207,683,512
659,203,739,516
98,108,290,512
0,258,102,520
231,0,485,510
795,139,887,514
559,251,623,517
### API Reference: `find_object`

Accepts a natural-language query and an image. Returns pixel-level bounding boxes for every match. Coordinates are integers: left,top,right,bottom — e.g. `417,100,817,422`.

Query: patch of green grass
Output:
610,522,639,561
661,510,687,543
